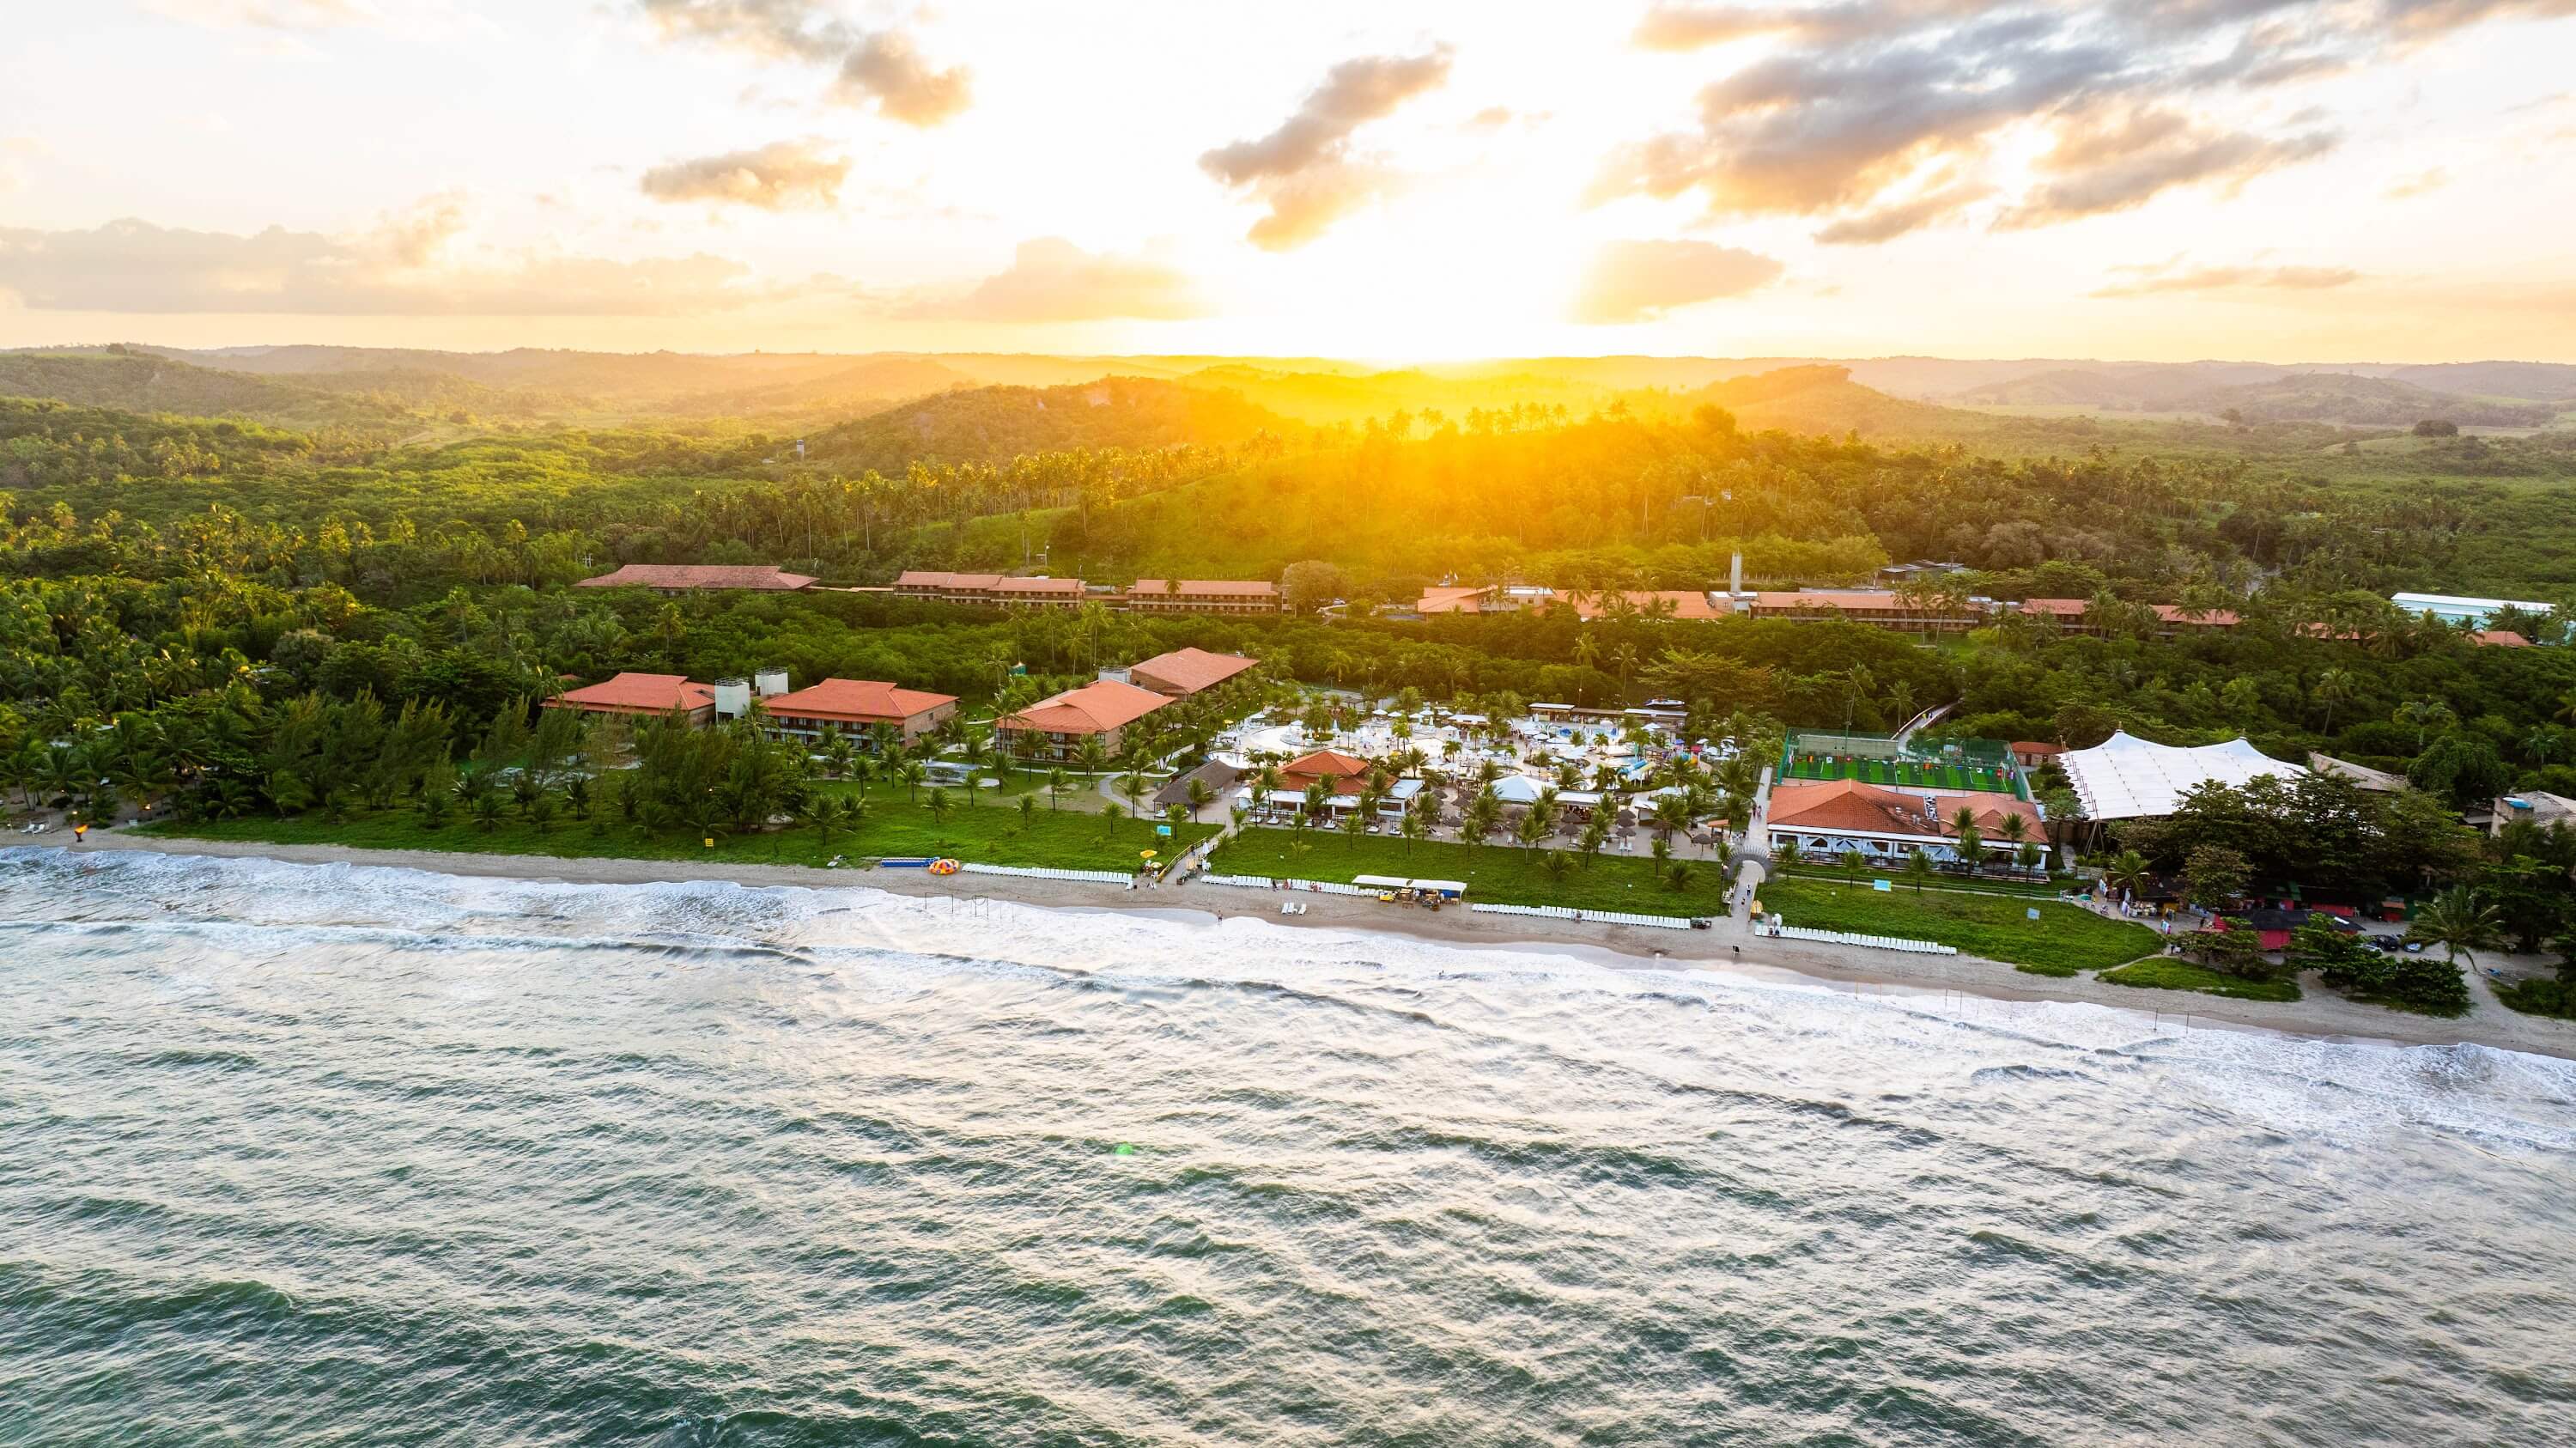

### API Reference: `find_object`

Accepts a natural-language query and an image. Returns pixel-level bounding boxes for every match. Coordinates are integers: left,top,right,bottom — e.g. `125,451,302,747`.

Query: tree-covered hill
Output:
0,349,416,430
803,376,1303,470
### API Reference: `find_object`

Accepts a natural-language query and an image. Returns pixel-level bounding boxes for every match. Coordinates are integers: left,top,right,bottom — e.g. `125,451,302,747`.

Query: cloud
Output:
143,0,371,28
635,1,970,125
2384,165,2450,198
1813,179,1993,243
1571,239,1784,323
1200,48,1452,248
1593,0,2555,241
1997,106,2338,227
640,139,850,210
0,208,819,316
901,237,1206,323
2091,261,2363,296
831,30,971,125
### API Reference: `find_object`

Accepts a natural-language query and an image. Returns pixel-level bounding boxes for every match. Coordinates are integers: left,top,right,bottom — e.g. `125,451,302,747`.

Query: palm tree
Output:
2407,885,2501,969
1905,848,1935,895
1839,849,1867,891
1952,806,1984,879
2313,667,2356,735
1018,794,1038,830
2104,849,2151,901
1400,808,1427,856
922,787,953,845
2394,698,2458,750
1185,778,1215,822
1045,767,1070,812
1995,812,2029,876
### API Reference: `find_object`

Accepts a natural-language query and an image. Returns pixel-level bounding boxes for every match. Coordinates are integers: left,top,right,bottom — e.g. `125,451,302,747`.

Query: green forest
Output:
5,347,2574,1009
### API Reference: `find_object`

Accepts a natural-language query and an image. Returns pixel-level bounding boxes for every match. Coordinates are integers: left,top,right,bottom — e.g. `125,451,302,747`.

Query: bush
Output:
2296,920,2471,1016
2496,978,2576,1019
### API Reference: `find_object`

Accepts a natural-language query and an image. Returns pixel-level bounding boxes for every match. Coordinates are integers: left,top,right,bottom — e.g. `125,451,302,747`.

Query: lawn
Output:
1772,863,2076,898
145,793,1215,875
1206,827,1730,916
1756,878,2162,974
2097,958,2304,1003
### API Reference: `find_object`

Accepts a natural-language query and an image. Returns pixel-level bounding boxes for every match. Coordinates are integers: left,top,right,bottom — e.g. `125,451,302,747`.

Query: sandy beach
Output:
46,830,2576,1061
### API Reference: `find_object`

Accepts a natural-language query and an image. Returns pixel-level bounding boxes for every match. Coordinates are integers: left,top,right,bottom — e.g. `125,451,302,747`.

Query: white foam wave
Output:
9,846,2575,1153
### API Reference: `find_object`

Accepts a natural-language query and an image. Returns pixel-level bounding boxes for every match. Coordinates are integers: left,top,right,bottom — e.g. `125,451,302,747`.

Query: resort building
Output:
545,672,717,726
2057,731,2299,823
1414,583,1561,615
2014,599,2241,636
1738,589,1984,633
2309,753,2409,794
996,678,1170,763
2490,790,2576,837
1124,647,1261,697
1122,579,1283,614
893,572,1086,609
1765,776,2046,866
575,564,817,593
759,678,957,746
2392,592,2555,629
1555,590,1724,621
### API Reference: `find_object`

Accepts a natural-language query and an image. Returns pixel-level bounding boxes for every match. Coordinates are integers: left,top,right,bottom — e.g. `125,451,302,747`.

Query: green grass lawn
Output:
1207,827,1729,916
145,792,1215,874
1772,863,2076,898
2097,958,2304,1003
1756,878,2161,973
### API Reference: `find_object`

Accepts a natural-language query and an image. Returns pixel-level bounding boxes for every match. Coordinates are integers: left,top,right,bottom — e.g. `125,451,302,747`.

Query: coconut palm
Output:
2407,886,2501,968
1905,848,1935,895
2104,849,2152,900
2318,665,2360,732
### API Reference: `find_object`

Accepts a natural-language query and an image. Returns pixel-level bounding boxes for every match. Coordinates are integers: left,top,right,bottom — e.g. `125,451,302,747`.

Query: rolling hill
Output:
0,349,416,429
803,376,1303,470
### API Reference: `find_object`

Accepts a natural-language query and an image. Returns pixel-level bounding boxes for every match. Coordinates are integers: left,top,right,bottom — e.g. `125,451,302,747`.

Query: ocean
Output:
3,847,2573,1446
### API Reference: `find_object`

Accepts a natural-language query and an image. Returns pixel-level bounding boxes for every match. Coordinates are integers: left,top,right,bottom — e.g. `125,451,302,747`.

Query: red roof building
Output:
1124,579,1283,614
1749,590,1983,632
2471,630,2532,648
1766,776,2045,863
577,564,817,593
545,672,717,725
997,678,1170,761
1127,648,1261,697
762,678,957,745
1554,590,1722,621
894,571,1087,609
1278,749,1374,796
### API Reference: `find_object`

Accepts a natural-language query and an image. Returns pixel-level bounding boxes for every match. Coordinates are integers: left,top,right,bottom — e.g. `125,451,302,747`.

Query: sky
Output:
3,0,2573,363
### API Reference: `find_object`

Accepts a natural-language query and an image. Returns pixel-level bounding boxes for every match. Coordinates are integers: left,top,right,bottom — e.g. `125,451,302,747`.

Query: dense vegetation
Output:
3,350,2573,996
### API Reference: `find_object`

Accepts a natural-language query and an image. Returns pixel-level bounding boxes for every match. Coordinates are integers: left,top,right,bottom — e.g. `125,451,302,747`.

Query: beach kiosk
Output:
1353,875,1467,908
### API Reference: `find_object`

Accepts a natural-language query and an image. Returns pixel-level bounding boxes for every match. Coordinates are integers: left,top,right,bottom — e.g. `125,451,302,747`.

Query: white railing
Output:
1193,874,1371,896
1761,922,1955,955
1470,903,1698,930
959,863,1133,885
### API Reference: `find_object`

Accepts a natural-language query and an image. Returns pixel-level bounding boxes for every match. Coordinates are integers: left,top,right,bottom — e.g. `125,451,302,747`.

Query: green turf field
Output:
1777,751,2027,798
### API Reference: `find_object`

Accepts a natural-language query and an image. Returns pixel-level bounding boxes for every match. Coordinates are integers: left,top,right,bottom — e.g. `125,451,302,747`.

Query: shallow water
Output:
3,847,2573,1445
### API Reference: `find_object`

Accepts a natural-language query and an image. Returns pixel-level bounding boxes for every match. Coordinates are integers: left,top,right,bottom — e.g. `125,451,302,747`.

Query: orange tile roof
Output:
1128,647,1260,694
1557,590,1721,620
2472,630,2532,648
2151,604,2241,626
2017,598,2090,617
1127,579,1279,598
895,570,1005,589
990,575,1084,594
999,678,1170,736
1768,776,2043,840
1753,590,1920,612
577,564,815,591
1281,749,1373,794
550,672,716,713
1416,586,1490,615
763,678,957,724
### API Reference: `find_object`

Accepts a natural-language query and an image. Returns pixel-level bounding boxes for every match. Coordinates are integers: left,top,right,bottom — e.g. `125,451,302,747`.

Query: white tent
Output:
2059,731,2300,821
1486,776,1547,805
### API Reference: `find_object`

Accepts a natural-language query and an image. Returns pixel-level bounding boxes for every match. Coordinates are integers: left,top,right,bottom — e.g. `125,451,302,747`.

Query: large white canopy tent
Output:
2058,732,2301,822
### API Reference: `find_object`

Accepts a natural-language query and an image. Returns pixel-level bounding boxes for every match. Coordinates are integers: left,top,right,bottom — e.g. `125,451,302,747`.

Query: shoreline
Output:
33,831,2576,1062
